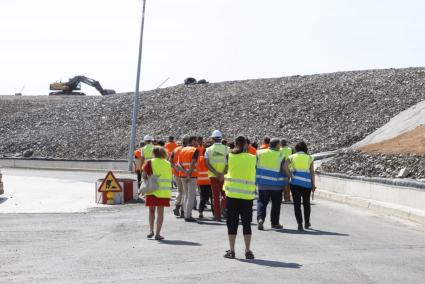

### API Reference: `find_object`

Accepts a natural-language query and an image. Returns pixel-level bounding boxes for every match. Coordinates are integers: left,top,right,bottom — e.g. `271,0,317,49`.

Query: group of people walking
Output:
134,130,316,259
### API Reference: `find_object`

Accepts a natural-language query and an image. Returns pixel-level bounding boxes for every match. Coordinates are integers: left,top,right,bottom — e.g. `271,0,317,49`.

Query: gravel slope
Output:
319,150,425,180
1,67,425,159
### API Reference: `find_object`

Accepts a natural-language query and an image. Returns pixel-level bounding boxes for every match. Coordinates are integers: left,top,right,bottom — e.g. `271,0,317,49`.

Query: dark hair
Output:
189,136,197,144
228,141,235,149
182,135,190,147
158,140,165,147
246,138,251,145
139,142,146,147
280,139,287,147
197,136,203,143
231,135,246,154
153,146,167,159
222,139,228,146
251,141,258,149
168,136,174,141
263,136,270,144
269,138,280,149
204,139,212,147
295,141,308,153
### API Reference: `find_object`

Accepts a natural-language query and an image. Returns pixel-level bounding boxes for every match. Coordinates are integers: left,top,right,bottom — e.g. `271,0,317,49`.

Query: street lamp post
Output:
128,0,147,171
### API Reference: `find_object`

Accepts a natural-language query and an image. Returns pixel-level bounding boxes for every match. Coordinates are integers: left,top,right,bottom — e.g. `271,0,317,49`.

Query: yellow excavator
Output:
49,75,116,96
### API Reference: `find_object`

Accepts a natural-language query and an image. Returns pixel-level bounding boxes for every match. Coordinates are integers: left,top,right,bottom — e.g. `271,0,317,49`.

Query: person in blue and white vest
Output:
256,138,291,230
287,141,316,231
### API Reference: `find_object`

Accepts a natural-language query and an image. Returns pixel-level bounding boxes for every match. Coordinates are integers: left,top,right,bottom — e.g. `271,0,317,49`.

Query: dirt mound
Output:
360,124,425,155
1,67,425,159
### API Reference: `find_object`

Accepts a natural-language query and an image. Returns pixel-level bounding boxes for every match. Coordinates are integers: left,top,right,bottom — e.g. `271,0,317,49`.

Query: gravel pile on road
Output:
319,150,425,180
1,67,425,160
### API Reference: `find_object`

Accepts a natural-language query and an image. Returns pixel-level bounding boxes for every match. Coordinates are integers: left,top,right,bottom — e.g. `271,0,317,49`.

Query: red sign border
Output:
98,171,123,192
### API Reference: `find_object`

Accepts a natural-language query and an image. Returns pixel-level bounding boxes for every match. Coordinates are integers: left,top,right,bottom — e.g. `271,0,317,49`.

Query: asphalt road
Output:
0,170,425,283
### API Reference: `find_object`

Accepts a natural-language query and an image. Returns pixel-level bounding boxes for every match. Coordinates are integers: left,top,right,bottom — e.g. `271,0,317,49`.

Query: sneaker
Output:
258,219,264,231
178,211,185,218
245,250,255,260
271,224,283,229
173,208,180,216
199,212,204,219
298,224,304,231
147,232,154,239
224,250,235,259
185,217,197,222
154,235,164,240
305,222,311,229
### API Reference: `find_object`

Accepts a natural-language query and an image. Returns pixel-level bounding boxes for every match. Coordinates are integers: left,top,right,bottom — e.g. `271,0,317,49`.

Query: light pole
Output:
128,0,147,171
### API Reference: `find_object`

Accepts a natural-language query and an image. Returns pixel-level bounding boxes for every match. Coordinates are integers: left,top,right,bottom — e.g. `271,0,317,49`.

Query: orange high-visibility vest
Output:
165,141,178,156
260,144,269,150
172,146,183,177
197,145,205,157
178,146,198,178
134,148,142,171
247,145,257,155
197,155,210,185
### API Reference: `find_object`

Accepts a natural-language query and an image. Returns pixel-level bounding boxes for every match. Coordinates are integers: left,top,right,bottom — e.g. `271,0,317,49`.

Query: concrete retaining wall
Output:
0,158,129,172
316,173,425,224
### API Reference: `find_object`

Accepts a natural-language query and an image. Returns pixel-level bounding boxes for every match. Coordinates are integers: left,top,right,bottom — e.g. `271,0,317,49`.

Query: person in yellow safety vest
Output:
223,136,256,260
287,141,316,231
205,130,229,222
140,135,154,170
280,139,293,203
142,146,173,240
256,138,291,231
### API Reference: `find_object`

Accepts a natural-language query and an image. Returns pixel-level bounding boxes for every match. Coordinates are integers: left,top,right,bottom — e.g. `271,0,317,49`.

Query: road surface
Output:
0,169,424,283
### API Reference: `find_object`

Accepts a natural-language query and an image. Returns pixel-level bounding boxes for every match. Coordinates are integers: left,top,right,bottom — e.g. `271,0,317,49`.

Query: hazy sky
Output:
1,0,424,95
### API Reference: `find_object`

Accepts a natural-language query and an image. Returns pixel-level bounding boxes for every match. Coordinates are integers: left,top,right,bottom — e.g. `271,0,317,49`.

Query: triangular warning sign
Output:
98,171,122,192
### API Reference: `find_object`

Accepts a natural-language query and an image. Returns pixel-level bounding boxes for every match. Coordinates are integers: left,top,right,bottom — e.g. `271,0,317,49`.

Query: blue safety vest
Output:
256,148,288,187
288,152,313,189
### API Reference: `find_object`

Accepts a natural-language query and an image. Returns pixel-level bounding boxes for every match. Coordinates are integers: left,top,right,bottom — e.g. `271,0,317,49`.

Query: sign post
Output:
128,0,147,171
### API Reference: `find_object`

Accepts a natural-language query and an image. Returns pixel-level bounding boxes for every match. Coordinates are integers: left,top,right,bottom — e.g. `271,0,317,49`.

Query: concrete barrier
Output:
316,173,425,225
0,158,129,172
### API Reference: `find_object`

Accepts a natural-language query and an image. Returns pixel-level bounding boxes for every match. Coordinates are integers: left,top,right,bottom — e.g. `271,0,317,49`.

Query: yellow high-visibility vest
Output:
148,158,172,198
288,152,313,189
205,143,228,177
224,153,256,200
142,144,154,160
280,146,292,160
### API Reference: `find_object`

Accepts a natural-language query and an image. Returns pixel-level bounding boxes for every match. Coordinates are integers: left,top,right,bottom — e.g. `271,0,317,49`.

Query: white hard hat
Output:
144,135,154,142
211,130,223,138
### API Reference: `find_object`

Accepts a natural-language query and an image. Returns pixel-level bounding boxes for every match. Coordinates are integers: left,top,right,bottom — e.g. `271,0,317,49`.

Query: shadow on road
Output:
278,228,349,236
0,197,8,204
238,259,302,268
158,239,202,246
197,220,226,226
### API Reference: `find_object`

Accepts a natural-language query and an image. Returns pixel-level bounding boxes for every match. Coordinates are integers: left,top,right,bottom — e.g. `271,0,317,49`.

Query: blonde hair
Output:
153,146,167,159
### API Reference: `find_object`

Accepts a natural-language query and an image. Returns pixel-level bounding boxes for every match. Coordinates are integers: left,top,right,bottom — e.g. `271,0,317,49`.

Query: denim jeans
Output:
257,189,283,225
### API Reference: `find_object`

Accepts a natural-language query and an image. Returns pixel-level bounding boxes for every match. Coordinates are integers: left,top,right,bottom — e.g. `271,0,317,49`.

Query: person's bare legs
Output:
155,206,164,236
149,206,155,234
228,234,236,251
243,234,251,252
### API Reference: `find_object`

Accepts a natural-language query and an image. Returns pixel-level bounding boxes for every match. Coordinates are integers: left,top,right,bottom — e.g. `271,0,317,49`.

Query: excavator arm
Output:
49,75,116,96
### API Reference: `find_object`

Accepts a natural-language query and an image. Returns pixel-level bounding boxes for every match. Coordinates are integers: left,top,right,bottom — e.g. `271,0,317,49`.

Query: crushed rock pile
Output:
319,150,425,180
1,67,425,160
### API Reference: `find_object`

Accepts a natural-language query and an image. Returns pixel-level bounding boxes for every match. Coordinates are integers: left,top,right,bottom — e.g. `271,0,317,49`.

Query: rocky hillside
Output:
1,67,425,159
319,150,425,180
